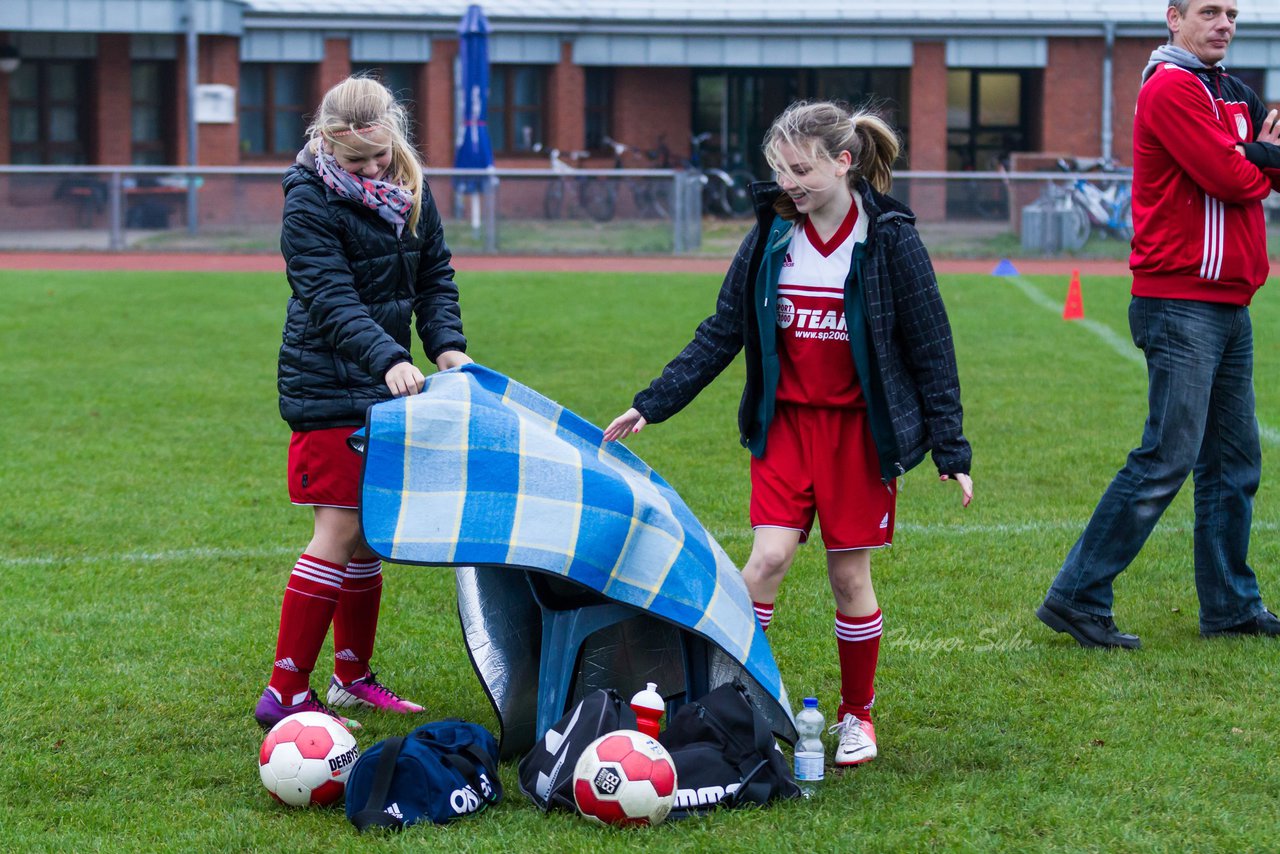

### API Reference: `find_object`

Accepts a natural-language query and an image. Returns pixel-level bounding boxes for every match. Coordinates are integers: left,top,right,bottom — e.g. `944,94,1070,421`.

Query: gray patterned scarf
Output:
304,142,413,237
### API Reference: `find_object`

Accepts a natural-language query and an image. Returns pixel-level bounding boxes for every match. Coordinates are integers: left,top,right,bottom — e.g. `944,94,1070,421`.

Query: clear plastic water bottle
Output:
794,697,825,796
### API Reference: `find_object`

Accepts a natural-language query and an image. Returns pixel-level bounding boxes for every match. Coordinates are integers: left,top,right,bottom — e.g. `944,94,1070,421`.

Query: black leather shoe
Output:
1202,609,1280,638
1036,597,1141,649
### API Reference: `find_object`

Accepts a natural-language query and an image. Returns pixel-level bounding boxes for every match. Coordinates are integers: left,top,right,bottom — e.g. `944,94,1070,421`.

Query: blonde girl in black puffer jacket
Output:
255,76,469,731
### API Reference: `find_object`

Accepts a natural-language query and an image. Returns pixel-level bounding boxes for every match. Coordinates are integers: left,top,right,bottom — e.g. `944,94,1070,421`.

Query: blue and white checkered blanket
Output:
358,364,791,726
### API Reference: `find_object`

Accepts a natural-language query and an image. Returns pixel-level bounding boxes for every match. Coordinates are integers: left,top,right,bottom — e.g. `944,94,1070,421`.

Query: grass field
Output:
4,265,1280,851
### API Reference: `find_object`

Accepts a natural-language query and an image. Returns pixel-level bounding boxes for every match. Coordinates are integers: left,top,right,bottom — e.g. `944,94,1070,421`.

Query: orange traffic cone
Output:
1063,269,1084,320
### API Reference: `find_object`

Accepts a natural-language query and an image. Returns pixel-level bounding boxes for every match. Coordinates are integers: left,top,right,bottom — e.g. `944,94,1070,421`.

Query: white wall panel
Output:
1227,39,1280,69
489,33,560,64
351,31,430,62
575,34,911,67
240,28,322,61
947,37,1047,67
1,0,241,34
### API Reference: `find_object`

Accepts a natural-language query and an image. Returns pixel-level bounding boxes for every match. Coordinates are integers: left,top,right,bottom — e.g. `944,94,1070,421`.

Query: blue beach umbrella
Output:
454,3,494,210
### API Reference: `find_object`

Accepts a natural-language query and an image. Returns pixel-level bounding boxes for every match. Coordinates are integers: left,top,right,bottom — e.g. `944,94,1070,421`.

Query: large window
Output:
812,68,910,160
693,71,798,177
945,68,1041,219
945,69,1039,172
131,61,174,165
488,65,546,153
692,69,910,178
8,61,90,164
584,68,611,151
239,63,312,157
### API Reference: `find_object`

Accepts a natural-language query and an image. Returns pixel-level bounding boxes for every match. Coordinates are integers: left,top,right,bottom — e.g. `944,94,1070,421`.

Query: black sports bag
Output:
658,681,801,818
517,688,637,811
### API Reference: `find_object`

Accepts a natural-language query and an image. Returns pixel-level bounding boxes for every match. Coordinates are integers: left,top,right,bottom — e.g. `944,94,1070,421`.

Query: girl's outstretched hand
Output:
435,350,473,371
385,361,426,396
603,408,648,442
940,472,973,507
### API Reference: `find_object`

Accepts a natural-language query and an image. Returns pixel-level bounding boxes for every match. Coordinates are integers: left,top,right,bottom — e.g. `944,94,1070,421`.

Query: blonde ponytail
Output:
763,100,901,220
850,113,899,195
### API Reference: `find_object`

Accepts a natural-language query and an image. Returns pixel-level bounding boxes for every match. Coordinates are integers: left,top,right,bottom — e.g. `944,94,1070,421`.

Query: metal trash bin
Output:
1021,197,1087,254
1021,199,1054,253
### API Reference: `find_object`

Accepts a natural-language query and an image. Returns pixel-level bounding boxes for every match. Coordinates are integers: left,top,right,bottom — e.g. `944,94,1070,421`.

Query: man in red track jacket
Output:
1038,0,1280,648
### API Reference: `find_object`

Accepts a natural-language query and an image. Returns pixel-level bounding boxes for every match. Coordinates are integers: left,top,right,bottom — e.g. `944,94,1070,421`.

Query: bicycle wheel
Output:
632,179,670,219
1113,198,1134,241
725,170,756,218
581,178,616,222
702,179,731,218
544,180,565,220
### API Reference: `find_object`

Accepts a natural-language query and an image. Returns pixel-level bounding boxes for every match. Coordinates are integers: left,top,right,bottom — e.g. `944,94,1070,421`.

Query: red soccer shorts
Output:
287,426,363,508
750,404,896,550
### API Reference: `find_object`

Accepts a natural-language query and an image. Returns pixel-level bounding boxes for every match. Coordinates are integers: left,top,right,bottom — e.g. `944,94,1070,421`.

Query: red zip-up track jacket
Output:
1130,62,1280,305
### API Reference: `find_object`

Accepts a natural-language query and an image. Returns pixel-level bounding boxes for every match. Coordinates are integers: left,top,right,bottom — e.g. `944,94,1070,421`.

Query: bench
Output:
61,180,194,229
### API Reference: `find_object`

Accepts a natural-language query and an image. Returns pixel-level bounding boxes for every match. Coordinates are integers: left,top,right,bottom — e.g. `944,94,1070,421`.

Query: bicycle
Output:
1056,157,1133,241
601,136,672,219
537,145,615,222
686,132,745,218
719,147,757,219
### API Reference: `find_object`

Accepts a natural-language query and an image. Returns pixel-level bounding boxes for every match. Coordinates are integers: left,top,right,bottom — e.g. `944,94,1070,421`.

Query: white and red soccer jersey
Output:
775,197,868,408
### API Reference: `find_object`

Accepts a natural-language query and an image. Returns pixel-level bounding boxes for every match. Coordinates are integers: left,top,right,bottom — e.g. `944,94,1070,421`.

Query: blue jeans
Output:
1046,296,1265,632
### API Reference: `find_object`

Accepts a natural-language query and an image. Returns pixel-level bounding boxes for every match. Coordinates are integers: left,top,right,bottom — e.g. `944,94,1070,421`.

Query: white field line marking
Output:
1008,275,1280,447
14,521,1280,568
1008,275,1142,365
0,545,300,569
706,521,1280,542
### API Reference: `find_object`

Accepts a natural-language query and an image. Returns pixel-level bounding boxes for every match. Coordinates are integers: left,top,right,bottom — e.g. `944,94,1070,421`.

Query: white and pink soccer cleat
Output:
831,713,877,766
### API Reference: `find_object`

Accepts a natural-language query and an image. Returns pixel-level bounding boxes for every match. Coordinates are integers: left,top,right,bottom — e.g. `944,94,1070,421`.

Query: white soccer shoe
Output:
831,713,877,766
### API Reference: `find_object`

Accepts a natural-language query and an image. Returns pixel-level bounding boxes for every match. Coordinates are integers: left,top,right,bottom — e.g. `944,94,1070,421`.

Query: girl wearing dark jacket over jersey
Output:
605,101,972,766
254,76,470,730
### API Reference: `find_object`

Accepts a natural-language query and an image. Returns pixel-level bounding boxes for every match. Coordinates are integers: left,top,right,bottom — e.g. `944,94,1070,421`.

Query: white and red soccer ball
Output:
258,712,360,807
572,729,678,827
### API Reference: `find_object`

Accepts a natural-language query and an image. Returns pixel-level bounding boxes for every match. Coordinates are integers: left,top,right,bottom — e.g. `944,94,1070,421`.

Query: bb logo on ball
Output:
572,729,677,827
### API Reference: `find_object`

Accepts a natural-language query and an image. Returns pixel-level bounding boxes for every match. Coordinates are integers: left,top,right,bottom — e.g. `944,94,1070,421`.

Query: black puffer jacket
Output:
278,162,466,431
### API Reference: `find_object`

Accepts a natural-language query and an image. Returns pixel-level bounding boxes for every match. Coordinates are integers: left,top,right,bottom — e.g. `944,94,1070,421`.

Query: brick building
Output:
2,0,1278,223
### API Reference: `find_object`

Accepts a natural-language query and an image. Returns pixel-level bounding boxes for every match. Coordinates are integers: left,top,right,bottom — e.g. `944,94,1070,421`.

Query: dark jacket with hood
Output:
277,153,466,432
632,180,969,482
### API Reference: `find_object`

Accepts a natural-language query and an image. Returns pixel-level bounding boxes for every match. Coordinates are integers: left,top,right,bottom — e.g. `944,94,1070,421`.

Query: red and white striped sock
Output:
333,558,384,685
835,608,882,723
753,601,775,632
268,554,345,705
